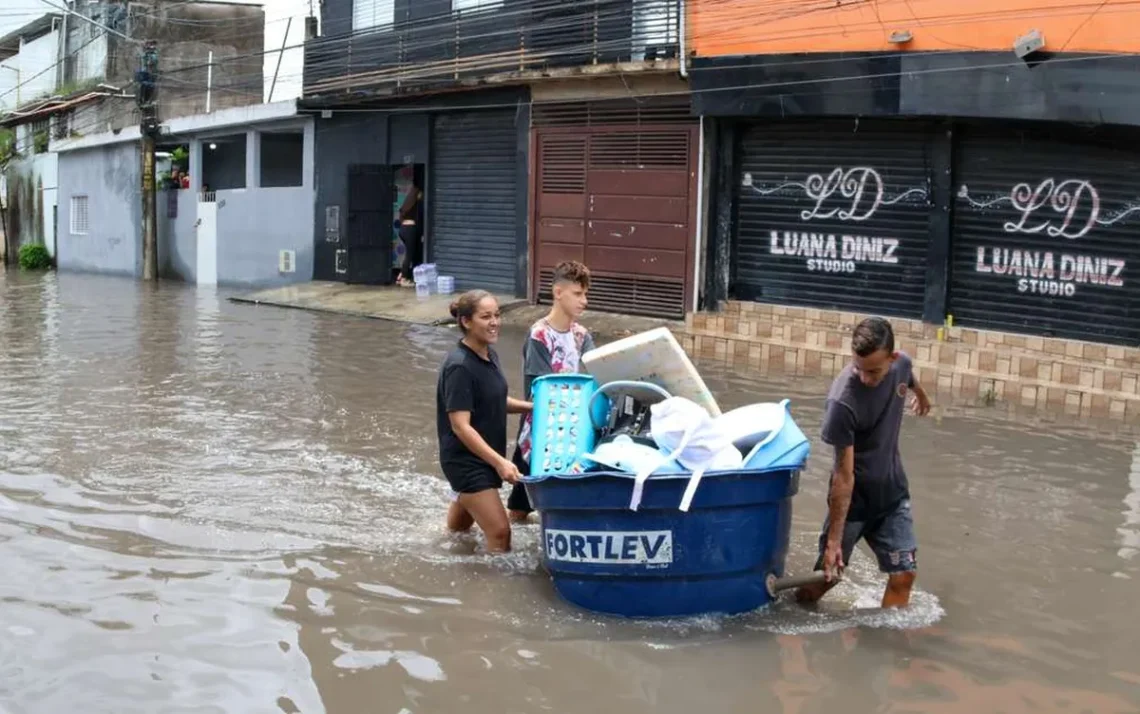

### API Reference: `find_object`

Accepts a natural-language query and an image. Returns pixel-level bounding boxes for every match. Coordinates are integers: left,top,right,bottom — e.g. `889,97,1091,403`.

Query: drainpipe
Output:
678,0,688,78
206,50,213,113
56,13,68,90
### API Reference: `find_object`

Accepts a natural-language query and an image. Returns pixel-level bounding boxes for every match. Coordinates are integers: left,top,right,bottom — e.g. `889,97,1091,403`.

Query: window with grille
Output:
352,0,395,31
70,195,89,235
31,118,50,154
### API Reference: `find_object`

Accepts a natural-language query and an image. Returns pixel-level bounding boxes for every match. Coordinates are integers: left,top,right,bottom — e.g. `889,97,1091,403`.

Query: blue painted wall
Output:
56,142,142,277
158,188,198,282
62,118,315,287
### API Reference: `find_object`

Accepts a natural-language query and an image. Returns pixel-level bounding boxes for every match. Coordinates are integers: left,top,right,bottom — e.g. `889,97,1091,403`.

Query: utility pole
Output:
137,40,159,281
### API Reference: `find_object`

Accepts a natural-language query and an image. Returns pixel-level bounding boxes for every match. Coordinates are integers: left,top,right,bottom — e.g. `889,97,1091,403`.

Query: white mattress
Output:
582,327,722,417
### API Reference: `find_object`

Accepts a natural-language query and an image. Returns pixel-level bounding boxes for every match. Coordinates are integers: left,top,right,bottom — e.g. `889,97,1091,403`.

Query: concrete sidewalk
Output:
229,281,526,326
229,281,682,338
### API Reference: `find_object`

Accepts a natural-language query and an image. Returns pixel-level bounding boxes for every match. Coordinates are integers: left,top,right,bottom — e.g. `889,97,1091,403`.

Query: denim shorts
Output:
814,498,917,574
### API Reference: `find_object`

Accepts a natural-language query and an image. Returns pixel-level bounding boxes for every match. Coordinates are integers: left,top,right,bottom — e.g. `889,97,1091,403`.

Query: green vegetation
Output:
161,146,191,183
55,78,101,98
0,128,16,167
28,78,101,104
18,244,52,271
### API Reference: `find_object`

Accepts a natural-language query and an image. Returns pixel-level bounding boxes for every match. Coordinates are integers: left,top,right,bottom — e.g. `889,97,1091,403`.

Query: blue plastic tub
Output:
523,404,811,618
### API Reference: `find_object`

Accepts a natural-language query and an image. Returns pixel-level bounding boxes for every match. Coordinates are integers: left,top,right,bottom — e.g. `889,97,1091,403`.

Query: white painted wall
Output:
0,71,16,113
18,30,59,99
2,151,59,256
37,152,59,257
0,27,59,112
73,33,108,85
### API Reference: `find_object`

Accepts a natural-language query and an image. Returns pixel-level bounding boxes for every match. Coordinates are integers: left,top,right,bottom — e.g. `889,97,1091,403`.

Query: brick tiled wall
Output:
678,301,1140,422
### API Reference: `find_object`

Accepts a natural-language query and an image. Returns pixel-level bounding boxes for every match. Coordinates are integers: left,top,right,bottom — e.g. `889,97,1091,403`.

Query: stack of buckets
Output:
413,264,455,298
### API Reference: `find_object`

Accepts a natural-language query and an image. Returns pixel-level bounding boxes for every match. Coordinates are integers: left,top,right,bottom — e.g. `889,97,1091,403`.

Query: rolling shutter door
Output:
949,126,1140,345
734,120,934,318
431,110,519,294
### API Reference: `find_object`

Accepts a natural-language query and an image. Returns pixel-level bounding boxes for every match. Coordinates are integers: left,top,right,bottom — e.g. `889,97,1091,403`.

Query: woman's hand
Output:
496,457,522,484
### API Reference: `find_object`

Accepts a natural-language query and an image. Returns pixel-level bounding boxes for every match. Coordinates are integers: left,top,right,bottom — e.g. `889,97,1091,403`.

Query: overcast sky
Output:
1,0,308,104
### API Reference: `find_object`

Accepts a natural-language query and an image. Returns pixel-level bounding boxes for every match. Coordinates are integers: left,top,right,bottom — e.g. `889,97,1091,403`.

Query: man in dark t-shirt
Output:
796,316,931,609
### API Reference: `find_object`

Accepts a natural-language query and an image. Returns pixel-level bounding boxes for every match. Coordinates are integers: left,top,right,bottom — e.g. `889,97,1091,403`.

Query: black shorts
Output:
442,462,502,495
506,446,533,513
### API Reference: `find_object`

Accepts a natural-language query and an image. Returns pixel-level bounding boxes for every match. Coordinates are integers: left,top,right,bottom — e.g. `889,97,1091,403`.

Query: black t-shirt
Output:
436,340,509,474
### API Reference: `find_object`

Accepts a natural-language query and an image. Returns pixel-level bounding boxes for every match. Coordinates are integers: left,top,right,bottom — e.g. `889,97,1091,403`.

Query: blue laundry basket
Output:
529,374,610,475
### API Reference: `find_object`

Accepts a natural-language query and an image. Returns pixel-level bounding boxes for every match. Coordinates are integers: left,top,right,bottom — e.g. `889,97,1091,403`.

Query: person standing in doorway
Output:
437,290,532,552
796,316,931,609
508,261,595,523
396,176,424,287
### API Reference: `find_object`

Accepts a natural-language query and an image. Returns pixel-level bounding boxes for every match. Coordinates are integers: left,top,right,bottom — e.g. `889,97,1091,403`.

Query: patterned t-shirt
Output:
516,318,595,461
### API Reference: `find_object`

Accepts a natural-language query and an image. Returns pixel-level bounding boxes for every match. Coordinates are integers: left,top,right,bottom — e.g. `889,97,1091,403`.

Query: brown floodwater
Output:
1,268,1138,714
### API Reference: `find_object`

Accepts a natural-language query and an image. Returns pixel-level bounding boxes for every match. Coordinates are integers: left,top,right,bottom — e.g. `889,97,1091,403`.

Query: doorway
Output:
392,163,426,285
196,194,218,285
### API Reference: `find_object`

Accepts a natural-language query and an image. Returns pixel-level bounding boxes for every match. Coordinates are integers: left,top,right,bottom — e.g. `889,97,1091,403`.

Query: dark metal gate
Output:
430,110,519,294
531,99,697,318
949,125,1140,345
734,119,935,318
345,164,393,285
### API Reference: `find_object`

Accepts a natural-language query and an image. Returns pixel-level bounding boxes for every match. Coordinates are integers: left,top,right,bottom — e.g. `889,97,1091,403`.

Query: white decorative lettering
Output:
544,529,673,566
1110,259,1126,287
960,178,1140,239
1003,179,1099,239
772,231,899,274
883,238,899,264
747,166,928,224
962,176,1131,296
975,246,1125,297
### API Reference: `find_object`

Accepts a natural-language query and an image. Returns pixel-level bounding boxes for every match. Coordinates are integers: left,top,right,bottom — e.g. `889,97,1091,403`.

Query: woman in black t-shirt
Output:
436,290,532,553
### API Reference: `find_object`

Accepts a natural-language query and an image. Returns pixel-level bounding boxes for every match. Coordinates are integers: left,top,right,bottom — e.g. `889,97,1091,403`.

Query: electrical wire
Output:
152,0,1140,89
36,0,134,42
11,0,1133,141
0,25,109,103
2,1,311,103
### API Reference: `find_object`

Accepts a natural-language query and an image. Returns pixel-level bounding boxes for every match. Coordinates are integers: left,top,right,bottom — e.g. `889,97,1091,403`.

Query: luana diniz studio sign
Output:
744,166,925,275
959,178,1130,297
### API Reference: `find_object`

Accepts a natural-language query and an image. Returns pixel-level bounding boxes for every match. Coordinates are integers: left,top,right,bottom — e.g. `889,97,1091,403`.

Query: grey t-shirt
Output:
820,352,915,521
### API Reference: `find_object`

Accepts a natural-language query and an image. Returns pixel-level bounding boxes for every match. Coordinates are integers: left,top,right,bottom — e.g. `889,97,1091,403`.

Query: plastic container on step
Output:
436,275,455,295
529,374,610,476
415,281,431,299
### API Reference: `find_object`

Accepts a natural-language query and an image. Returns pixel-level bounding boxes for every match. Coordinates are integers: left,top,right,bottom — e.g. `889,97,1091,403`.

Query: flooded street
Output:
1,268,1138,714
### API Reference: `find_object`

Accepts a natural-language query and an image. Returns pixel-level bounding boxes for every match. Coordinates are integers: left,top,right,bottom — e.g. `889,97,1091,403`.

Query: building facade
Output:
1,14,64,262
2,1,265,265
300,0,699,316
54,101,313,286
682,0,1140,419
